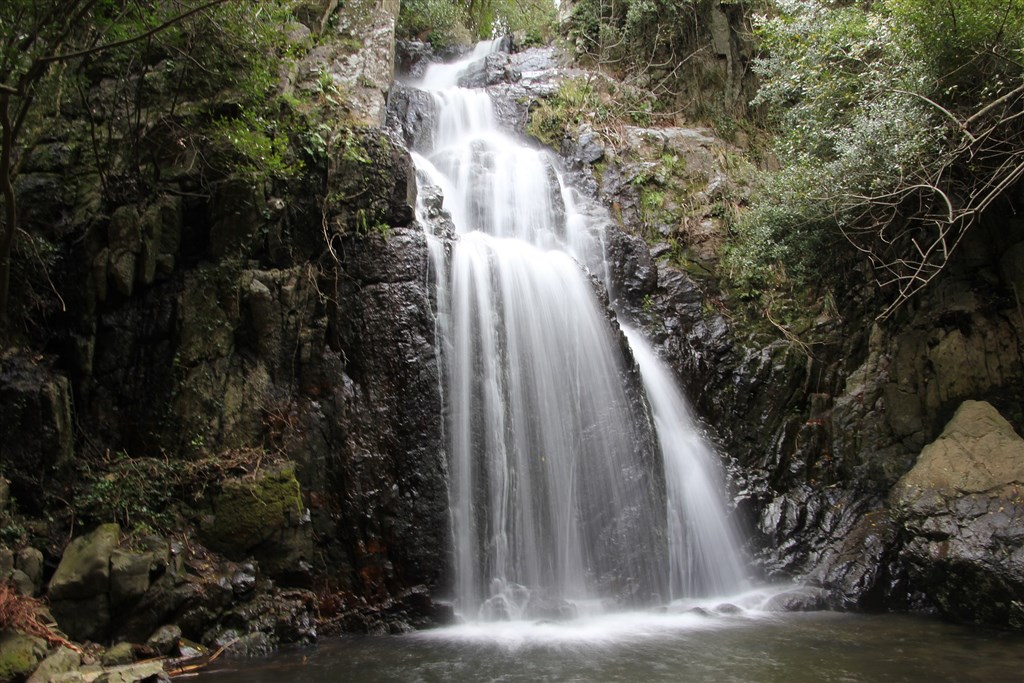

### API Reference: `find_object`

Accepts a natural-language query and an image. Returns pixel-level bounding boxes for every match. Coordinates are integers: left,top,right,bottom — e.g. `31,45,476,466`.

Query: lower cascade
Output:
408,41,747,620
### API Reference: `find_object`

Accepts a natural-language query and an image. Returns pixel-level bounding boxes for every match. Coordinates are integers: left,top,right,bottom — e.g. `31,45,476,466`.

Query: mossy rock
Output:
203,465,305,558
0,630,47,681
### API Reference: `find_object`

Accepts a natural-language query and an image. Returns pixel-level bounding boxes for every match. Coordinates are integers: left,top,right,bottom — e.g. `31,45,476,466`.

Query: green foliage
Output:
73,447,288,534
209,109,300,180
727,0,1024,302
526,76,655,147
564,0,719,113
397,0,556,47
527,77,597,146
74,452,181,532
398,0,471,48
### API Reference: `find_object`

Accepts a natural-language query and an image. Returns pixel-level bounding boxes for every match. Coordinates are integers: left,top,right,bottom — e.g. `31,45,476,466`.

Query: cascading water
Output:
620,325,748,599
407,41,744,620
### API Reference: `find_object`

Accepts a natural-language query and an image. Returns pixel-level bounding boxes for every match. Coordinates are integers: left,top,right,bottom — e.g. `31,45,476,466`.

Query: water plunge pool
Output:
200,608,1024,682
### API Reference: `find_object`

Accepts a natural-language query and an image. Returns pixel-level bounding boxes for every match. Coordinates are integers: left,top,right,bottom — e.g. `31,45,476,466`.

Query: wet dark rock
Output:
458,52,521,88
891,401,1024,627
762,587,829,612
713,603,742,614
605,228,657,306
326,128,416,233
387,84,437,151
524,595,578,622
0,352,74,514
321,585,455,635
145,625,181,656
395,40,435,78
231,565,258,598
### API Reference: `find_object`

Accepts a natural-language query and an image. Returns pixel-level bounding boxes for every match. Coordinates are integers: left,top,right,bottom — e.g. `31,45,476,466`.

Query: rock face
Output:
0,0,454,648
891,401,1024,627
0,352,74,514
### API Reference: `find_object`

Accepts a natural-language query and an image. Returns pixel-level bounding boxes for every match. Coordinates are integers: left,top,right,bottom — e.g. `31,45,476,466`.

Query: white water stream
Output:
410,41,746,621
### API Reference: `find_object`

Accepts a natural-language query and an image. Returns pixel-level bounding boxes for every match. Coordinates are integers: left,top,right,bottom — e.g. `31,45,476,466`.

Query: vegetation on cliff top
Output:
398,0,556,47
728,0,1024,318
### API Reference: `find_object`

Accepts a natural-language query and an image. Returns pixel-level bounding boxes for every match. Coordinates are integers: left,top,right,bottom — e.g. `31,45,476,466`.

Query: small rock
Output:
145,625,181,657
0,548,13,576
176,638,208,659
15,548,45,595
27,646,82,683
762,587,829,612
223,632,274,657
713,603,742,614
10,569,36,596
93,660,164,683
576,128,605,163
101,641,135,667
231,564,258,597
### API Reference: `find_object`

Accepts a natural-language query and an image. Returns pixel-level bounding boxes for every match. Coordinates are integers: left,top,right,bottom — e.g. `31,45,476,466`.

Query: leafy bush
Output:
398,0,471,48
729,0,1024,315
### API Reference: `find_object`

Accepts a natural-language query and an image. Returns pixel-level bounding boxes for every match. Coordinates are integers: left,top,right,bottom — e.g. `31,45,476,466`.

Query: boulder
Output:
109,549,153,607
891,400,1024,627
0,630,48,681
200,466,312,581
100,642,135,667
49,524,121,642
49,524,121,601
144,625,181,656
26,646,81,683
15,548,45,596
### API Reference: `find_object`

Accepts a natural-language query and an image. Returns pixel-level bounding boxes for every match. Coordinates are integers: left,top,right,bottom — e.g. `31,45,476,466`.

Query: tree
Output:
0,0,231,326
733,0,1024,318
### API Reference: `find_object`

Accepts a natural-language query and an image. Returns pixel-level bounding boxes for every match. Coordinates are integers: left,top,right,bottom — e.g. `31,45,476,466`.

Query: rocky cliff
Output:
0,0,454,665
543,56,1024,626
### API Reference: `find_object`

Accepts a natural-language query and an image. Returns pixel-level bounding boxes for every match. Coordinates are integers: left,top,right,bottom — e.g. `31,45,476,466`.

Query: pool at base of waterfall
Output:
199,608,1024,682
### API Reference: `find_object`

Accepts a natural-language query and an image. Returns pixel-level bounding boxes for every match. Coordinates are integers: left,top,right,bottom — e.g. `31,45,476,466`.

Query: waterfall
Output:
620,325,748,599
407,42,743,620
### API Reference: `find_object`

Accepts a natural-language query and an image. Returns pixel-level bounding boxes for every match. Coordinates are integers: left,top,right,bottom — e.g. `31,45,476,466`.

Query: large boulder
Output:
48,523,121,642
890,400,1024,627
0,631,48,681
200,465,313,582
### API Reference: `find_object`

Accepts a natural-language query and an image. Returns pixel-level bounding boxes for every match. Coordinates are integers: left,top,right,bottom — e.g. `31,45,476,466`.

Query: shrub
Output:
729,0,1024,316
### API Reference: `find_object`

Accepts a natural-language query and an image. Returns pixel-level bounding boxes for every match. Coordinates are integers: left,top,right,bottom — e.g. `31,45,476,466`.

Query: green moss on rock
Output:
204,465,304,557
0,630,47,681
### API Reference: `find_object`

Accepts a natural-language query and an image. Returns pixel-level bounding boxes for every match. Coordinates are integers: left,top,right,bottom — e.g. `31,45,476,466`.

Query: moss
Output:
207,465,303,555
0,631,46,680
